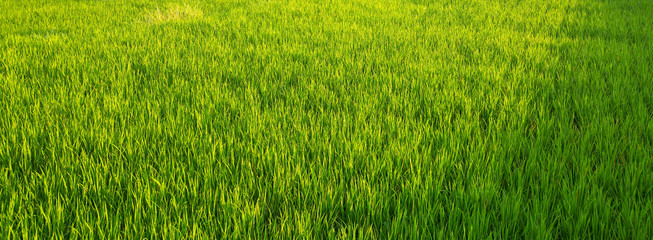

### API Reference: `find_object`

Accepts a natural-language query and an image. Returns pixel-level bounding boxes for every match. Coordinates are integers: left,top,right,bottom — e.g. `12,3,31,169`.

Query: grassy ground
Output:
1,0,652,238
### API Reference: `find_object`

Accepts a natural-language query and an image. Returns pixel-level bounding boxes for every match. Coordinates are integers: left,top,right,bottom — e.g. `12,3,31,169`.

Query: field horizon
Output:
1,0,652,238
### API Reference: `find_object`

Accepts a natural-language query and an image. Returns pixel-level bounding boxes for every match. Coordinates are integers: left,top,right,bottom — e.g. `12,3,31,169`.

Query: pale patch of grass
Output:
142,3,202,24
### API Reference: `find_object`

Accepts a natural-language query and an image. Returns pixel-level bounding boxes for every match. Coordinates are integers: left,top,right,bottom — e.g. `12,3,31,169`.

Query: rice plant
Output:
1,0,652,238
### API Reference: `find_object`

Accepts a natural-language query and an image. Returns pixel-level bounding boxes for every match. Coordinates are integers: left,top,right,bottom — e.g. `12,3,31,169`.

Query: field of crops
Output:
1,0,652,238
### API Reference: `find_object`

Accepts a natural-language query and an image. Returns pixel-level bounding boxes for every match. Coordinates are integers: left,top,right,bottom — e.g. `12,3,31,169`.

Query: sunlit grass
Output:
1,0,652,238
142,3,203,25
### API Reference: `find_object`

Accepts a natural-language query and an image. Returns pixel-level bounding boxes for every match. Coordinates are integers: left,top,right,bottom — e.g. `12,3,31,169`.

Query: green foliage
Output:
1,0,652,238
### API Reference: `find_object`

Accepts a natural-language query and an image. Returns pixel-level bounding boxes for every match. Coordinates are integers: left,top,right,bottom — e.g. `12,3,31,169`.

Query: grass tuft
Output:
141,3,203,24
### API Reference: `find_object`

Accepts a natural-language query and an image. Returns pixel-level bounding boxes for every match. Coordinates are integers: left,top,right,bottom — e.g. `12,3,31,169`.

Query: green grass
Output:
1,0,652,238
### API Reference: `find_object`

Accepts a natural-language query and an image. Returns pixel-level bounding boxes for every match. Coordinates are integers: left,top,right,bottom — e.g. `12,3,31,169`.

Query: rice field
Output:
1,0,652,238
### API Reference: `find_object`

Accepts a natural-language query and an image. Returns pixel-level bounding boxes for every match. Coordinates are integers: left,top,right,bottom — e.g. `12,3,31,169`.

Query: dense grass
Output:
1,0,652,238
